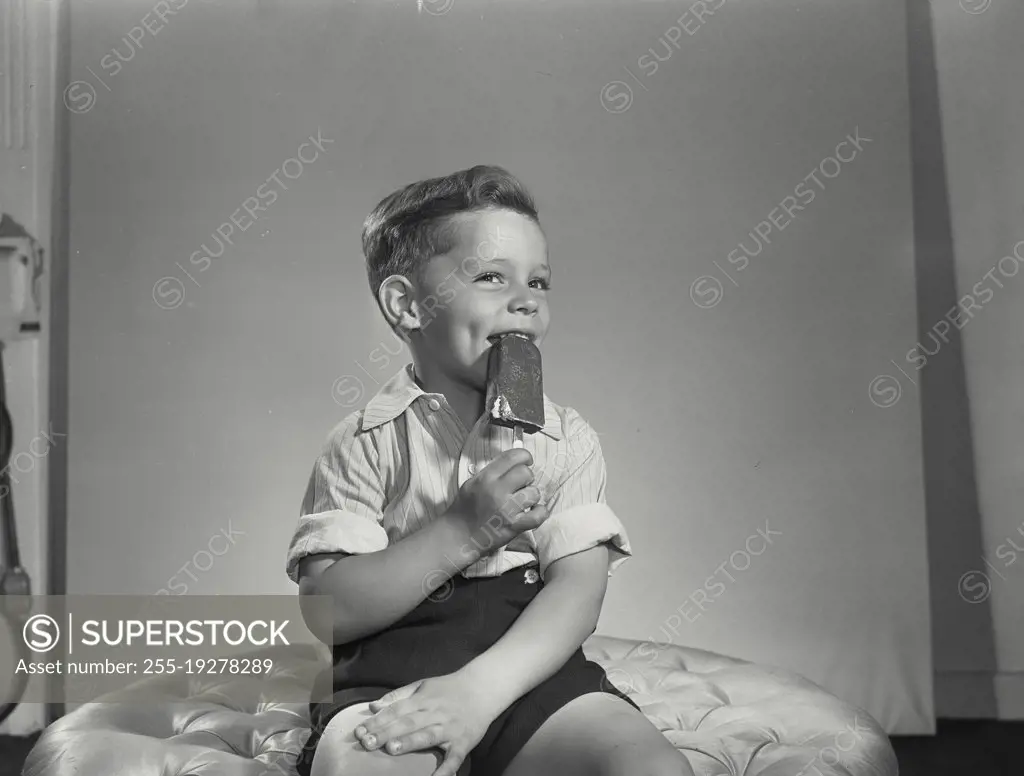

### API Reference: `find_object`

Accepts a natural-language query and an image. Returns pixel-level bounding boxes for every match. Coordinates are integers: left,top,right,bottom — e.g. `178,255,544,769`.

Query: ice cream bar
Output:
486,333,544,448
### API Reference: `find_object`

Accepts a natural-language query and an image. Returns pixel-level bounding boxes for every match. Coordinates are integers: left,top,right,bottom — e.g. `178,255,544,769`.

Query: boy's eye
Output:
475,273,550,290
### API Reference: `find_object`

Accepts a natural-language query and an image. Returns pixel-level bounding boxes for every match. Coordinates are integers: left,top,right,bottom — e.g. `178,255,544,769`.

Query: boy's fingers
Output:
497,463,533,492
364,697,418,734
504,485,540,515
373,713,439,750
481,448,533,477
517,502,549,529
434,748,467,776
385,723,446,755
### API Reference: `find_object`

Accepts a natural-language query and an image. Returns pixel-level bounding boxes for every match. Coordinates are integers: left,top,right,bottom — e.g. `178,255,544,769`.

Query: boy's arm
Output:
457,542,611,711
299,512,482,646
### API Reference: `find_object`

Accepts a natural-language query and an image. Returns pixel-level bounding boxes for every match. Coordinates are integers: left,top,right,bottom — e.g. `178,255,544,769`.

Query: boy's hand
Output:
449,449,549,547
354,671,501,776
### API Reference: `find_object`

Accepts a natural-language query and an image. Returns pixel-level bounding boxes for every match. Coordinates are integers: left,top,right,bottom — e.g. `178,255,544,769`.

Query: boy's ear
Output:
377,274,421,340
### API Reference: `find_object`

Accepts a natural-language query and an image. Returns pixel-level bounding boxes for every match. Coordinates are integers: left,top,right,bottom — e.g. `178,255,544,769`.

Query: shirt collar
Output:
360,363,563,441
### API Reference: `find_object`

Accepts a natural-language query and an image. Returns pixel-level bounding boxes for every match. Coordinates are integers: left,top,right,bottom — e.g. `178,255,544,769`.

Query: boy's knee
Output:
311,703,374,776
310,702,443,776
650,752,693,776
603,743,692,776
324,701,374,738
643,748,694,776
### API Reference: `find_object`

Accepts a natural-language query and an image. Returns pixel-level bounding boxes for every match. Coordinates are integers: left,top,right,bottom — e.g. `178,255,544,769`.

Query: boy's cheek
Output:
436,280,458,305
415,294,443,326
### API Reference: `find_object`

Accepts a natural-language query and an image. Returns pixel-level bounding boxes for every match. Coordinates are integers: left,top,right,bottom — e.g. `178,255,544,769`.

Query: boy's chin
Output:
468,368,489,392
463,362,489,392
430,358,487,391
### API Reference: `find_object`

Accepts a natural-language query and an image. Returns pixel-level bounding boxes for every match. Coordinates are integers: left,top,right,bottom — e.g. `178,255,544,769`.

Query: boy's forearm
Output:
314,512,484,645
458,570,604,714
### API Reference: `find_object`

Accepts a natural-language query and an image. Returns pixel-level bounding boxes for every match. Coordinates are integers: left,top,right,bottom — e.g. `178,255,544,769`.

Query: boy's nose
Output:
508,289,539,314
510,297,539,314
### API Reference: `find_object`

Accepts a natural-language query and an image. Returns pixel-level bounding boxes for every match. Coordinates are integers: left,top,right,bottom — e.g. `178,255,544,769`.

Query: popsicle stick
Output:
512,424,530,511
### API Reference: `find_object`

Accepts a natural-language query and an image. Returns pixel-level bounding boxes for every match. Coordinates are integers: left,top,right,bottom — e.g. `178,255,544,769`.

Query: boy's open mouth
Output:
487,331,535,344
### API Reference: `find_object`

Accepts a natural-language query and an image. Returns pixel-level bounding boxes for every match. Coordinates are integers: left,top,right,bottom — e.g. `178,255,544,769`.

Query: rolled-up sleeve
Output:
285,415,388,583
532,419,631,581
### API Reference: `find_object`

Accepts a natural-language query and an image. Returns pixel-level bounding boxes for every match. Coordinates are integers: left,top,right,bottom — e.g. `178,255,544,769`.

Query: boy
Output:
286,165,694,776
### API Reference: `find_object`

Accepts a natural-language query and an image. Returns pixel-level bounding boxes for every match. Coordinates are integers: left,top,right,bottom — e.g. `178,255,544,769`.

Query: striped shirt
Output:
285,363,631,583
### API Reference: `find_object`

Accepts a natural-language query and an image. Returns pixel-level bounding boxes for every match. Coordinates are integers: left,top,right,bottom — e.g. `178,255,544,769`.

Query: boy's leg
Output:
311,702,444,776
501,693,696,776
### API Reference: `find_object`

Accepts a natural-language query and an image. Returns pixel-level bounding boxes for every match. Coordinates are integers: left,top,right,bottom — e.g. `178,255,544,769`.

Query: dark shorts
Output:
295,564,640,776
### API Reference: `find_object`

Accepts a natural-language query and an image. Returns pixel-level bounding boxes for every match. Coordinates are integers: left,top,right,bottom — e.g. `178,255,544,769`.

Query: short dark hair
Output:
362,164,540,303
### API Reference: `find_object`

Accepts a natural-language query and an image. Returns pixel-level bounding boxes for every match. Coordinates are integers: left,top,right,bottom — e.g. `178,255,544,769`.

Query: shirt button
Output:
428,398,441,411
467,464,477,475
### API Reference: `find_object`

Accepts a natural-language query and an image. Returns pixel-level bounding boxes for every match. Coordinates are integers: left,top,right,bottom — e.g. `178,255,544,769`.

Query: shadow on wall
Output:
906,0,997,714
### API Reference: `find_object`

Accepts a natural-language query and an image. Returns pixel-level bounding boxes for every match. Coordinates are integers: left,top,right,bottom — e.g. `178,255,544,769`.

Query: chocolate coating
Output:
485,334,545,433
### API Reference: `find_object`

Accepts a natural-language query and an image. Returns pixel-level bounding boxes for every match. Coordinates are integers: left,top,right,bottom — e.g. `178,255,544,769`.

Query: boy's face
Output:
410,208,551,390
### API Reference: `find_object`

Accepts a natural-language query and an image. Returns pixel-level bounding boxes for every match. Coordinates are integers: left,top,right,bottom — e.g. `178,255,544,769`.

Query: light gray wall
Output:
66,0,931,732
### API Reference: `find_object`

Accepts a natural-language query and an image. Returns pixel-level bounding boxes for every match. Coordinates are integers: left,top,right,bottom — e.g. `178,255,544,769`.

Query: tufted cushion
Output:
23,636,897,776
583,635,897,776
